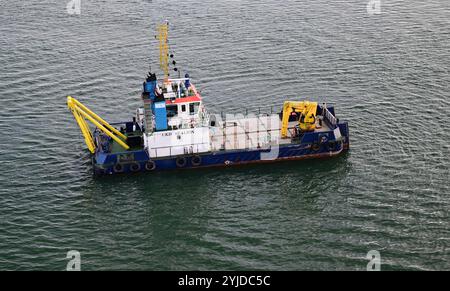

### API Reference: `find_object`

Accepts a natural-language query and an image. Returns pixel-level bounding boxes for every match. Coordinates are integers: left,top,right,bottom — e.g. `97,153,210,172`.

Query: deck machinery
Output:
68,23,349,175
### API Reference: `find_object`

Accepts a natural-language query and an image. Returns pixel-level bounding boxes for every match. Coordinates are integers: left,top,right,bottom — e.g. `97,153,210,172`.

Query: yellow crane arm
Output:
67,96,129,153
281,101,318,138
72,107,96,153
158,22,169,80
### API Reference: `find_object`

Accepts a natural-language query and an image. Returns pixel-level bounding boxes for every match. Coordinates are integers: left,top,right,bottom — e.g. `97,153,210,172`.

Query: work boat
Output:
67,23,349,175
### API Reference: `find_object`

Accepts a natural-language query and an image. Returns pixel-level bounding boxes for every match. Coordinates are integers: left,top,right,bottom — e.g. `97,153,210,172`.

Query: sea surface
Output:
0,0,448,270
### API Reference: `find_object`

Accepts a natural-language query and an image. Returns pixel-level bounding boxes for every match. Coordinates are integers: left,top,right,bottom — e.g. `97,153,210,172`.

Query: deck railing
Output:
323,106,337,126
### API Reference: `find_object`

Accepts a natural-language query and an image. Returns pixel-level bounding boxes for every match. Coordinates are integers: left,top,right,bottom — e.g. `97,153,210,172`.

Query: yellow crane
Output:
158,22,169,80
67,96,129,153
281,101,318,138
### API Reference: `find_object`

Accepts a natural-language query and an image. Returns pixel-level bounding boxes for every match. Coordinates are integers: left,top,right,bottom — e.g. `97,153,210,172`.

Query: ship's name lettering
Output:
159,130,195,137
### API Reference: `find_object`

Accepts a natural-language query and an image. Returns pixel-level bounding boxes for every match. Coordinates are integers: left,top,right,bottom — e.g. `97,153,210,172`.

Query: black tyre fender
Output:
130,162,141,172
176,157,187,168
113,163,124,173
144,160,156,171
191,155,202,167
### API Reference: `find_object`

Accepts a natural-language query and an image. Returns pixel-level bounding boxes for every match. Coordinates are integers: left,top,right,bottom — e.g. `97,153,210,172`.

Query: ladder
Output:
143,99,154,133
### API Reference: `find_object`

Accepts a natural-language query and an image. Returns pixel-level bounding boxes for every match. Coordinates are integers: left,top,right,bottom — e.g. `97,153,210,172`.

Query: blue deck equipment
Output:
144,80,157,100
152,101,168,131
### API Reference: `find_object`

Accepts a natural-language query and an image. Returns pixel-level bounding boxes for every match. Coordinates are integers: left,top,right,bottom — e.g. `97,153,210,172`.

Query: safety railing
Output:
323,106,337,126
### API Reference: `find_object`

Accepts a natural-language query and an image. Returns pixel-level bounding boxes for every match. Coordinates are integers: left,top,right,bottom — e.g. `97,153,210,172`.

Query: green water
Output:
0,0,448,270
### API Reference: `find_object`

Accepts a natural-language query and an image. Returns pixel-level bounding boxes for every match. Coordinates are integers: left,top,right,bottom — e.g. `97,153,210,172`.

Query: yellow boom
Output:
67,96,129,153
281,101,318,138
158,22,169,80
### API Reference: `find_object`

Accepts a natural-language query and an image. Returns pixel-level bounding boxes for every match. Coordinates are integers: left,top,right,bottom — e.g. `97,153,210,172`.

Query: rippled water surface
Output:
0,0,449,270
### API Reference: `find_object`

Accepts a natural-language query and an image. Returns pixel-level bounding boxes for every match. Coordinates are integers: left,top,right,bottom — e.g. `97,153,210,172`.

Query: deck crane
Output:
67,96,129,153
280,101,318,138
158,22,169,80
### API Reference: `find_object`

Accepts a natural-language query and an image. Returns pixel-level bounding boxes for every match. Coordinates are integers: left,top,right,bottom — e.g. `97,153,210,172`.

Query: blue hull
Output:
93,135,349,176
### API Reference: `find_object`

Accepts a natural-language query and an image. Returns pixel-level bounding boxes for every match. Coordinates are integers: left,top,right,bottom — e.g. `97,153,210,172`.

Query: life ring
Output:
191,155,202,167
176,157,187,168
130,162,141,172
326,141,337,151
113,163,124,173
144,160,156,171
311,143,321,152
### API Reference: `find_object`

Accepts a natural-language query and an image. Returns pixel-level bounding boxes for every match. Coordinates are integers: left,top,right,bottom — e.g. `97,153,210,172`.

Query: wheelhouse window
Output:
189,102,200,115
166,104,178,117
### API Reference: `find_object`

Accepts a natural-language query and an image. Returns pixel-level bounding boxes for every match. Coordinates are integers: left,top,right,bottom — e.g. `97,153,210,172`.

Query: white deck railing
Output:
323,107,337,126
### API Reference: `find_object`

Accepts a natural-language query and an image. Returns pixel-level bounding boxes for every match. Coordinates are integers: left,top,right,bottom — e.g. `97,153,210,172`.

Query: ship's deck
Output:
209,115,333,149
108,131,143,154
279,116,331,144
104,115,333,154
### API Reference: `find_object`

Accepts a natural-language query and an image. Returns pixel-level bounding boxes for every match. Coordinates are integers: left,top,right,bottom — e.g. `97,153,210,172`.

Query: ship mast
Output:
158,22,169,80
